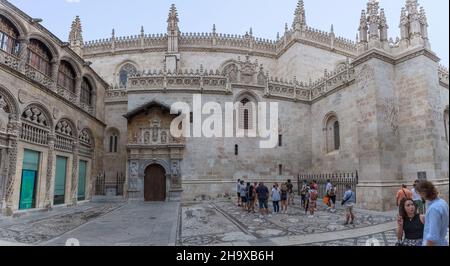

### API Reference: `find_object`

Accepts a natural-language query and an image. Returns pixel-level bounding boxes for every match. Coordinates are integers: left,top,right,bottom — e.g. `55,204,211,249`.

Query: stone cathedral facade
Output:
0,0,448,214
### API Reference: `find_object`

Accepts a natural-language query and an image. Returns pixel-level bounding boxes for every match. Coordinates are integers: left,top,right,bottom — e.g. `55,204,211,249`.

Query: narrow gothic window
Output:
325,114,340,153
109,132,119,153
235,145,238,156
27,39,52,77
240,98,253,130
0,16,20,55
244,109,249,130
279,135,282,147
279,164,283,175
334,121,340,150
190,112,193,124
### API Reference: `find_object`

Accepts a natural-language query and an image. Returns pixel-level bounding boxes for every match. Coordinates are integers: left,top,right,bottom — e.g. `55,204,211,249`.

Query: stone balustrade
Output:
0,49,95,116
439,64,449,87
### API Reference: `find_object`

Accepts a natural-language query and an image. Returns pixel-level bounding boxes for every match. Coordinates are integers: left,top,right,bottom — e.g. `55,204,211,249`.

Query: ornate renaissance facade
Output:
0,0,107,215
1,0,448,213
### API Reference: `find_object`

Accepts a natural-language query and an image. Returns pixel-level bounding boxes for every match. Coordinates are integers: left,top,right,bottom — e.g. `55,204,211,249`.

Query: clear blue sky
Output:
8,0,449,66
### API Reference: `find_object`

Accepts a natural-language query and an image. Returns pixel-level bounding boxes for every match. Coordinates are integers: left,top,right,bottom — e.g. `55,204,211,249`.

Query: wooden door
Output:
144,164,166,201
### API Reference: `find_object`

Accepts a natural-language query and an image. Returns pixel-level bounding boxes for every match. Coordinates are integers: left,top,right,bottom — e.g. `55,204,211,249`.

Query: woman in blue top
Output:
416,181,449,246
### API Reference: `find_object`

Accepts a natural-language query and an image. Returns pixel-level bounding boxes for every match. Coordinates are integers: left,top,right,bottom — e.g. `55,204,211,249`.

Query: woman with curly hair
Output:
396,198,425,246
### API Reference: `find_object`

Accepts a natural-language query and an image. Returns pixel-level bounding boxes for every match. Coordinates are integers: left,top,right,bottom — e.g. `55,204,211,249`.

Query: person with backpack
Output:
309,182,318,218
246,182,255,213
280,182,289,214
271,183,281,214
240,180,247,211
286,179,294,206
300,180,308,210
342,185,356,225
327,182,337,213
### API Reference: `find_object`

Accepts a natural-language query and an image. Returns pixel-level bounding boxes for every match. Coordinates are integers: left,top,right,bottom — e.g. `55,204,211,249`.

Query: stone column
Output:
4,120,21,216
17,37,29,72
71,141,79,205
51,59,60,91
44,134,56,209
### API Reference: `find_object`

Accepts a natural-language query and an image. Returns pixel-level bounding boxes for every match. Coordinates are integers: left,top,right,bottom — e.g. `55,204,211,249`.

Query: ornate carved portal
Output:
125,101,185,201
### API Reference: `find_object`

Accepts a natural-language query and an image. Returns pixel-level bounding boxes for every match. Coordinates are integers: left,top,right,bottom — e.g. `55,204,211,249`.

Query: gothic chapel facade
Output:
0,0,448,214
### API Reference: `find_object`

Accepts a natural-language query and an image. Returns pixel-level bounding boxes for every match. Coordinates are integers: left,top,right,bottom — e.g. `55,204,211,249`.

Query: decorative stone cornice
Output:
439,65,449,88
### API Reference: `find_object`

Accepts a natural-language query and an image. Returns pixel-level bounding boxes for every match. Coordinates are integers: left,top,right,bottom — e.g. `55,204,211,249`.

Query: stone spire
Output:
293,0,306,31
367,0,380,41
167,4,180,34
358,10,368,43
399,0,429,48
379,8,388,42
167,4,180,53
69,16,83,56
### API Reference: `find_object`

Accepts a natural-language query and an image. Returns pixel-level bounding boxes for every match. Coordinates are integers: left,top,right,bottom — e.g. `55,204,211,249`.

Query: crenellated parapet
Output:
82,2,357,59
310,61,355,101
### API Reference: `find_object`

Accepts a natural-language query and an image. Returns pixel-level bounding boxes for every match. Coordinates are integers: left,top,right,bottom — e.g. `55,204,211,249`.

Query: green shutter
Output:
78,160,87,201
19,150,40,210
54,156,67,205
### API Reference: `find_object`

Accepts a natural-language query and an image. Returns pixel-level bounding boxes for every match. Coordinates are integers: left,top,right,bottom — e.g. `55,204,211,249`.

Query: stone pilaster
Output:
44,134,56,209
4,120,20,216
71,141,79,205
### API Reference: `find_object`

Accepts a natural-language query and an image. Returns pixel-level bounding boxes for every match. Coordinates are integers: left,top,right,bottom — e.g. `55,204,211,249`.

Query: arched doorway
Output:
144,164,166,201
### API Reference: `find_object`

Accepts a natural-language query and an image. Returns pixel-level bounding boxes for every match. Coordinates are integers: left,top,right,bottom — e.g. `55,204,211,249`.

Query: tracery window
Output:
108,129,119,153
239,98,254,130
118,63,137,88
57,61,76,93
27,39,52,77
0,16,20,55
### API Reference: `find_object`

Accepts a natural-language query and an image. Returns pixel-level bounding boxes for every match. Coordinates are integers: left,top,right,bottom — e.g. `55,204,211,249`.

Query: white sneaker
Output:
308,215,314,218
326,207,331,211
268,214,272,218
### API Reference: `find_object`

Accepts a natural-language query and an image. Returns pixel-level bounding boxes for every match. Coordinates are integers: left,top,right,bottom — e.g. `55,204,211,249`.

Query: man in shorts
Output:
255,182,269,218
342,185,356,225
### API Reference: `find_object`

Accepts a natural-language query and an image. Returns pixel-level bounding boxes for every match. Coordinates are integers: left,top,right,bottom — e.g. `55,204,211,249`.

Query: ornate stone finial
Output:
330,24,334,34
367,0,380,41
212,24,216,34
111,28,116,39
358,10,368,43
277,32,280,41
69,16,83,55
285,22,289,33
379,8,388,42
293,0,306,31
141,25,145,35
249,27,253,36
167,4,180,34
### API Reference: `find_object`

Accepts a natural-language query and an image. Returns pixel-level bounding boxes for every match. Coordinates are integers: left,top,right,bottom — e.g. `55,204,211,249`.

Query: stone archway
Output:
144,164,166,201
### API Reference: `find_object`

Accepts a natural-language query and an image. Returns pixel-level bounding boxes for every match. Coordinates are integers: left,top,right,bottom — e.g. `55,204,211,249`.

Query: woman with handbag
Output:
396,198,425,246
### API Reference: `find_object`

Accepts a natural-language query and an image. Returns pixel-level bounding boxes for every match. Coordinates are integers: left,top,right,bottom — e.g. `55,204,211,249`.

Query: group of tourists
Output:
396,180,449,246
236,178,356,224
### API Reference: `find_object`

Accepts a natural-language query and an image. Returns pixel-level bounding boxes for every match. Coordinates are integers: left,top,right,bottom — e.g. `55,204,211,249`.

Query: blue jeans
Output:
273,201,280,213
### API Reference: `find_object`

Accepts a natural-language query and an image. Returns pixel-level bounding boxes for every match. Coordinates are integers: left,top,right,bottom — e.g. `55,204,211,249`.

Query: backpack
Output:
328,186,336,197
300,185,308,196
310,190,318,201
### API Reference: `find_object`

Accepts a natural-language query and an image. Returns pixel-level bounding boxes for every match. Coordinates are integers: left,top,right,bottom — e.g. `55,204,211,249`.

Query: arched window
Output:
81,78,93,105
118,63,137,88
239,98,254,130
445,108,449,145
57,61,76,93
334,121,340,150
0,15,20,55
27,39,52,76
107,129,119,153
325,114,340,153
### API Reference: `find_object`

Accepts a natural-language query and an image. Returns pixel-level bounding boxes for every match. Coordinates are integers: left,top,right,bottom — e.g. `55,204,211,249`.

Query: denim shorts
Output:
258,199,268,209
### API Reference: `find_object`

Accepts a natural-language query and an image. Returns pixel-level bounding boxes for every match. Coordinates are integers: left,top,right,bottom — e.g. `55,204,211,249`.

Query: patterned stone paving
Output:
0,203,122,245
177,199,396,246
